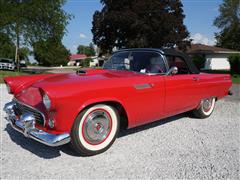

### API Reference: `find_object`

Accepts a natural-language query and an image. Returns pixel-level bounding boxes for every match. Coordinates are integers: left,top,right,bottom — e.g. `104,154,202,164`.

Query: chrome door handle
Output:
193,77,200,81
134,83,153,90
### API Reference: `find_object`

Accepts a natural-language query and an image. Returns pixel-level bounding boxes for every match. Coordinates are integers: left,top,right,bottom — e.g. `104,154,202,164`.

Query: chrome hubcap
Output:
83,110,111,145
202,98,213,112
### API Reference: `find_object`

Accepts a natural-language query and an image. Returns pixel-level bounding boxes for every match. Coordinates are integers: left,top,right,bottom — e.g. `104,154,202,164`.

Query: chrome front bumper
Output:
3,101,71,147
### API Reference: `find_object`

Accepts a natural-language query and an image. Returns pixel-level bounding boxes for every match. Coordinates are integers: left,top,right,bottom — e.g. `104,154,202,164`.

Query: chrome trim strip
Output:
134,84,153,90
13,98,46,127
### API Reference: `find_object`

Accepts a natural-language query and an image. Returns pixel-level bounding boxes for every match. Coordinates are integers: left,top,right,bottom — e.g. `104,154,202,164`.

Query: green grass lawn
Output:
232,75,240,84
0,70,30,83
201,70,240,84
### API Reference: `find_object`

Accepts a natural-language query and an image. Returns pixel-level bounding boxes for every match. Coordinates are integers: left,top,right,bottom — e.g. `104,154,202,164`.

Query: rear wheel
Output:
192,97,216,118
70,104,120,156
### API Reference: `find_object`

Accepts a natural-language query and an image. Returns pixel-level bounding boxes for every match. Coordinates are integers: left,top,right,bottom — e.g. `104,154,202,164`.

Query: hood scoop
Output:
76,70,87,75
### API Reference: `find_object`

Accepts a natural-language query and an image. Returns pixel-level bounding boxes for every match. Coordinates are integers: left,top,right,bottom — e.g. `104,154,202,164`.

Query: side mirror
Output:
166,66,178,75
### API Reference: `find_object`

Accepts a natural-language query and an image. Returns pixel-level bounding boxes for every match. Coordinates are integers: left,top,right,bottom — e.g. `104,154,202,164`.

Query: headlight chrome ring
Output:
43,93,51,110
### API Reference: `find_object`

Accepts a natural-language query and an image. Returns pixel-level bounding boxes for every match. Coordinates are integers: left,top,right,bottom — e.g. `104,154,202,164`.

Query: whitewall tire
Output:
192,97,216,118
70,104,120,156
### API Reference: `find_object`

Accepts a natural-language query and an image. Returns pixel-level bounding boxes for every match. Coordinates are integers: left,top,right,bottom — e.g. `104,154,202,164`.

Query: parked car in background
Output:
20,60,27,68
3,48,232,156
0,58,15,70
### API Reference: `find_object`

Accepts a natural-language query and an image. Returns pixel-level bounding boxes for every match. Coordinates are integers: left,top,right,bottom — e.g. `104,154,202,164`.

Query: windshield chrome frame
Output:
103,50,169,76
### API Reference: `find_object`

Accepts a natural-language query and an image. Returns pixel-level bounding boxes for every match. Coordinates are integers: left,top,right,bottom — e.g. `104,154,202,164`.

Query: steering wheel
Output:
146,64,163,73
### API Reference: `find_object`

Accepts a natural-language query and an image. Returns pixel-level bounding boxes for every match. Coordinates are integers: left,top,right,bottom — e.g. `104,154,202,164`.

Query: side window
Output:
130,52,167,73
0,59,10,63
166,56,190,74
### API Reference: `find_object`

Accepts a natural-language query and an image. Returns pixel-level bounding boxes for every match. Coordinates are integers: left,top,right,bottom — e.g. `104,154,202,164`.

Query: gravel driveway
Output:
1,84,239,179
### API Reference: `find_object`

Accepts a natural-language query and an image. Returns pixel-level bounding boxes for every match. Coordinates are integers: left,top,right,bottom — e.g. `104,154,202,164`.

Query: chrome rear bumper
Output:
3,101,70,147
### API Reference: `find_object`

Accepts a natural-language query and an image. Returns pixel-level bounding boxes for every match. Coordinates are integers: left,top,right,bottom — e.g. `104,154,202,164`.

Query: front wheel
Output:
192,97,216,118
70,104,120,156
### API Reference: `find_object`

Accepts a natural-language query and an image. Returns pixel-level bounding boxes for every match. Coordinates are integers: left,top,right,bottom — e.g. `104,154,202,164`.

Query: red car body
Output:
3,48,232,155
5,69,232,132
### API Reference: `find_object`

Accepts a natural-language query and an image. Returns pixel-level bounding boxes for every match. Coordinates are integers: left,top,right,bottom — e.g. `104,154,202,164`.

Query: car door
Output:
125,51,167,127
164,55,201,116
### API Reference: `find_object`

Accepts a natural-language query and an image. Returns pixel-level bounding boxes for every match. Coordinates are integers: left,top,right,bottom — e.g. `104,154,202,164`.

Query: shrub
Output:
228,54,240,75
82,58,93,67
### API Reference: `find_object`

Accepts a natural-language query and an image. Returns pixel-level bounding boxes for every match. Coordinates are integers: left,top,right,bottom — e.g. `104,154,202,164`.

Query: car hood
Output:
5,68,142,107
34,69,139,86
32,69,143,96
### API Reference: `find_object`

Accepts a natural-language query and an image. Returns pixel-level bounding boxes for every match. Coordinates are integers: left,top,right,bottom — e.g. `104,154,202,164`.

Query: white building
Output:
188,44,240,70
68,54,87,66
89,56,107,67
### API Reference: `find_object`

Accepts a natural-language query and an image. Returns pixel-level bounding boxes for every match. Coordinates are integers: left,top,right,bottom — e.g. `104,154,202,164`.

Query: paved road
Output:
1,84,239,179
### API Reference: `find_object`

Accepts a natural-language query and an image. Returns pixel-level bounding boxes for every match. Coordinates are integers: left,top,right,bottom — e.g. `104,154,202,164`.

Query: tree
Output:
82,57,93,67
0,0,71,70
19,47,30,61
33,38,70,66
228,54,240,75
0,32,15,59
92,0,190,53
214,0,240,50
77,43,95,56
0,32,31,61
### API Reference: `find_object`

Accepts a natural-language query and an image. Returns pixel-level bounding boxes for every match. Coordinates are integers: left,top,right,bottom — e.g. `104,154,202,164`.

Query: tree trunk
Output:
15,41,19,71
15,24,20,72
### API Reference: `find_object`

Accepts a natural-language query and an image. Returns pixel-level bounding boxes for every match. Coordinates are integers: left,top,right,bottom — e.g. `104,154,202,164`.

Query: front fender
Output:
79,97,126,113
4,74,60,95
52,96,129,133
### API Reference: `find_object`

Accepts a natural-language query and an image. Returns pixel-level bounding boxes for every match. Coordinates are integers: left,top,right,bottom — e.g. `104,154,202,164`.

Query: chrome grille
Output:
14,100,45,126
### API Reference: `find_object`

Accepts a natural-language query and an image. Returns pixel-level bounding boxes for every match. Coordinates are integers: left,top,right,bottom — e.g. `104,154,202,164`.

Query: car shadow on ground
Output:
4,112,189,159
118,113,188,138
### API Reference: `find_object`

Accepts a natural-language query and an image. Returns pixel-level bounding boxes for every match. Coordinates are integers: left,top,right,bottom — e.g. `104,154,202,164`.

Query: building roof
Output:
187,44,239,54
70,54,87,61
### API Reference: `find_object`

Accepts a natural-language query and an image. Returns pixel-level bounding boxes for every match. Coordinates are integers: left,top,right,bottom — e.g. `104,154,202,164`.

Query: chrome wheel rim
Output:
202,98,213,112
82,109,112,145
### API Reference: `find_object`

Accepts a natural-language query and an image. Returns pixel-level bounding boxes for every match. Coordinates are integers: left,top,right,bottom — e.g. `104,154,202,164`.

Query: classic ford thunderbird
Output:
3,48,232,155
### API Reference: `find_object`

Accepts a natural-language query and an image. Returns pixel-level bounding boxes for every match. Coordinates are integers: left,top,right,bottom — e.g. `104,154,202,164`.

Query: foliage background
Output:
92,0,190,53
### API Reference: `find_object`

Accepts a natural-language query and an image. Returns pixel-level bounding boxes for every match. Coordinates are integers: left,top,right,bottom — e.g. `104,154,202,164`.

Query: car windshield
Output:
0,59,13,63
103,51,167,74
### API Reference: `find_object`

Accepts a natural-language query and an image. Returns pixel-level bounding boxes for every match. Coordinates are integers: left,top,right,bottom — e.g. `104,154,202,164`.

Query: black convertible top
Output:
161,48,200,74
116,48,200,74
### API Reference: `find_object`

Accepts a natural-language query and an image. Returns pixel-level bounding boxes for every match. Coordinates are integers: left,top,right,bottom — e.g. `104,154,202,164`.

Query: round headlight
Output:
43,93,51,110
48,118,55,128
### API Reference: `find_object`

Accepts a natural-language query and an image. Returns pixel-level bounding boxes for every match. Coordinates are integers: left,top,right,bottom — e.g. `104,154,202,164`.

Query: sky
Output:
62,0,223,54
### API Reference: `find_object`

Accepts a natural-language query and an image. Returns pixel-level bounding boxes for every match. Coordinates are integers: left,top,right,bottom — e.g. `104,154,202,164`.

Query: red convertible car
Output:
3,48,232,155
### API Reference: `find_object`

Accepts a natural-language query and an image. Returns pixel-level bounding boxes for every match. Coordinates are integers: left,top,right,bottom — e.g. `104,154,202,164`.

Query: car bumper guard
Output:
3,101,70,147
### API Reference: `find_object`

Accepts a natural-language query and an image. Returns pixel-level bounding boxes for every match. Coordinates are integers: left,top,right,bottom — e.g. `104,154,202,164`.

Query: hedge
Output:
228,54,240,75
